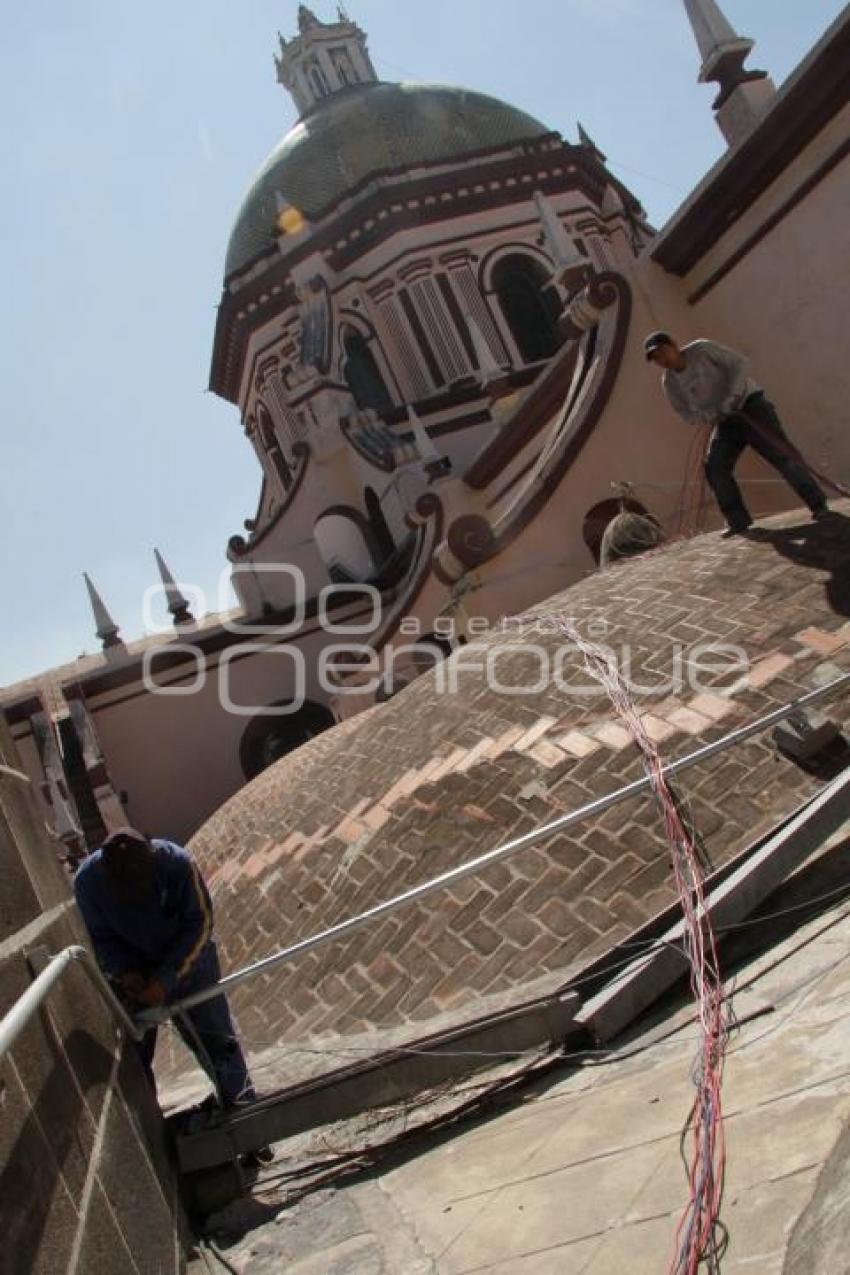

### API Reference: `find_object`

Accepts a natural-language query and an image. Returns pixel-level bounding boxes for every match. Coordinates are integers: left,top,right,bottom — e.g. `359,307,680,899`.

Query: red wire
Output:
557,619,728,1273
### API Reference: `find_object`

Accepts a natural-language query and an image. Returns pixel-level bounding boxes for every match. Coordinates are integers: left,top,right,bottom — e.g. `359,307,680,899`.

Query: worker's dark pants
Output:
136,943,255,1107
705,392,827,531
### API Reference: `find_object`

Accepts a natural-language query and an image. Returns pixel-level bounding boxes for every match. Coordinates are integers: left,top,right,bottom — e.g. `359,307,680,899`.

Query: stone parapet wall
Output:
0,719,187,1275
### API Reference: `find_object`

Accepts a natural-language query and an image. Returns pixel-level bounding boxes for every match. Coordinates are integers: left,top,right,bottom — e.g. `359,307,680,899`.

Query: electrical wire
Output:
200,937,850,1225
176,837,850,1253
189,902,850,1244
200,1238,244,1275
554,615,729,1275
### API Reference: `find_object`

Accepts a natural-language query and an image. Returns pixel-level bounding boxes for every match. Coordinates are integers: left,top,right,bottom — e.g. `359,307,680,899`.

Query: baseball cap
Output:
643,331,675,360
101,827,149,853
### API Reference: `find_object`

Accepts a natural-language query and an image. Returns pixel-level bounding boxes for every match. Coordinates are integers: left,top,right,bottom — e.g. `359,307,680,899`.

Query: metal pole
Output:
0,946,144,1063
142,672,850,1024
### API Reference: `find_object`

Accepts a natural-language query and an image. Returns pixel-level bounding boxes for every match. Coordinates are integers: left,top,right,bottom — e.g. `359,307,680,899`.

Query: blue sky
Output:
0,1,843,686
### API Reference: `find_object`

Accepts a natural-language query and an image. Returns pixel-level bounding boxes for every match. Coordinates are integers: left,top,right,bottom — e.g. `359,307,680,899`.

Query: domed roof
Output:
178,504,850,1072
224,81,549,276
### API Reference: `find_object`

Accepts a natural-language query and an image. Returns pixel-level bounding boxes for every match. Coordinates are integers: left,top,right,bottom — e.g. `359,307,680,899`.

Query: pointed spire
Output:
298,4,322,31
408,407,451,479
466,313,505,383
534,191,591,289
682,0,774,144
83,573,125,654
684,0,741,66
154,549,195,628
408,406,440,463
577,121,606,162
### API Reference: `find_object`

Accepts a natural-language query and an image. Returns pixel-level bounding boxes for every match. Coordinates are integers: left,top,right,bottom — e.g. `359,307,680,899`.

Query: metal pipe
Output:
173,1008,226,1108
0,945,145,1063
143,672,850,1024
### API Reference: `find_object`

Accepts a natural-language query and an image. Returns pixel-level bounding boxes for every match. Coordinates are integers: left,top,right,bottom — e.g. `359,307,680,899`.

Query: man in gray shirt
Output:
644,331,827,535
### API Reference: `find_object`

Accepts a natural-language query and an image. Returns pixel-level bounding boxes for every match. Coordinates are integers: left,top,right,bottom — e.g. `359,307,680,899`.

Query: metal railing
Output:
0,945,144,1064
138,671,850,1025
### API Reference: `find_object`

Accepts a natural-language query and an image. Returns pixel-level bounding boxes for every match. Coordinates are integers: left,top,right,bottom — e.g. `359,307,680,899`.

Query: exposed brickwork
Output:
163,505,850,1091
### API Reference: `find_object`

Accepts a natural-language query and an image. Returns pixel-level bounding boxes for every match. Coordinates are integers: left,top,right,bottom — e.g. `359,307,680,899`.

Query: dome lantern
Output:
275,4,378,119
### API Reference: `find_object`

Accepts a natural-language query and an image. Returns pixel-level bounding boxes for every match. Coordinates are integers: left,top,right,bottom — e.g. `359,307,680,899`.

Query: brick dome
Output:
187,505,850,1067
224,81,548,276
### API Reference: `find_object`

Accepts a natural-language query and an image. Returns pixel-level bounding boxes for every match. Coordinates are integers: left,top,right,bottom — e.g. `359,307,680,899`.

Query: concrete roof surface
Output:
190,823,850,1274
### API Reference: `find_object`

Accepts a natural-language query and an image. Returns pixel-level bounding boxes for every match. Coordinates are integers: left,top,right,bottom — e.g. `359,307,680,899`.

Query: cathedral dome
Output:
224,81,549,276
181,506,850,1067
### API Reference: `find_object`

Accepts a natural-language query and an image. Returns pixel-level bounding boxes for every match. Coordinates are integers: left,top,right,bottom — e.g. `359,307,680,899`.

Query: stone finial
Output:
684,0,744,67
298,4,322,31
83,573,125,655
533,191,591,289
153,548,195,628
466,313,506,383
409,407,451,480
682,0,775,146
408,406,439,463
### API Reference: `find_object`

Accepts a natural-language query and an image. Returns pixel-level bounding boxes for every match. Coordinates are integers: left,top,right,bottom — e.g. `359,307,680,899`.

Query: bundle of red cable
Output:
557,617,728,1273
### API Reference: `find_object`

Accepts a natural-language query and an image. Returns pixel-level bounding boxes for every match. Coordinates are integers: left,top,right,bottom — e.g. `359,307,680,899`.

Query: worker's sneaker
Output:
721,521,752,539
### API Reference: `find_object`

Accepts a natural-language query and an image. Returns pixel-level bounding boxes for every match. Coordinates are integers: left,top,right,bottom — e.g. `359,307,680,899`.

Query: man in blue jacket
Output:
74,827,256,1110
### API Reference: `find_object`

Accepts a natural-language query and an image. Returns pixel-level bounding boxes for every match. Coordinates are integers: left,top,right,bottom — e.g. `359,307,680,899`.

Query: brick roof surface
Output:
168,505,850,1090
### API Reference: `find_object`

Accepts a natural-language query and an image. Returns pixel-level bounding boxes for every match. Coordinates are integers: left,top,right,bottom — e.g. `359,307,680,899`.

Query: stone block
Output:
0,762,70,915
74,1181,139,1275
0,797,46,940
554,730,600,758
796,626,848,655
96,1093,181,1273
0,951,99,1206
593,722,633,751
0,1044,81,1275
529,741,568,769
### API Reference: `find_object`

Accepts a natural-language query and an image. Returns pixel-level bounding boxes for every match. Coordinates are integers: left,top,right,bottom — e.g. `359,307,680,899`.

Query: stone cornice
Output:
651,8,850,276
210,135,639,404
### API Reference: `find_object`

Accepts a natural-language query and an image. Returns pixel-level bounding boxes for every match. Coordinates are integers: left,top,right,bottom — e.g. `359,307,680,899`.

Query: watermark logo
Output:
139,566,748,715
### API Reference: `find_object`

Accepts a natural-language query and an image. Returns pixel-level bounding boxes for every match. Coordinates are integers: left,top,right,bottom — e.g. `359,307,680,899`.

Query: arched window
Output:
310,63,330,98
492,254,562,363
239,700,335,780
334,52,356,85
314,510,374,582
342,330,393,414
364,487,395,565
